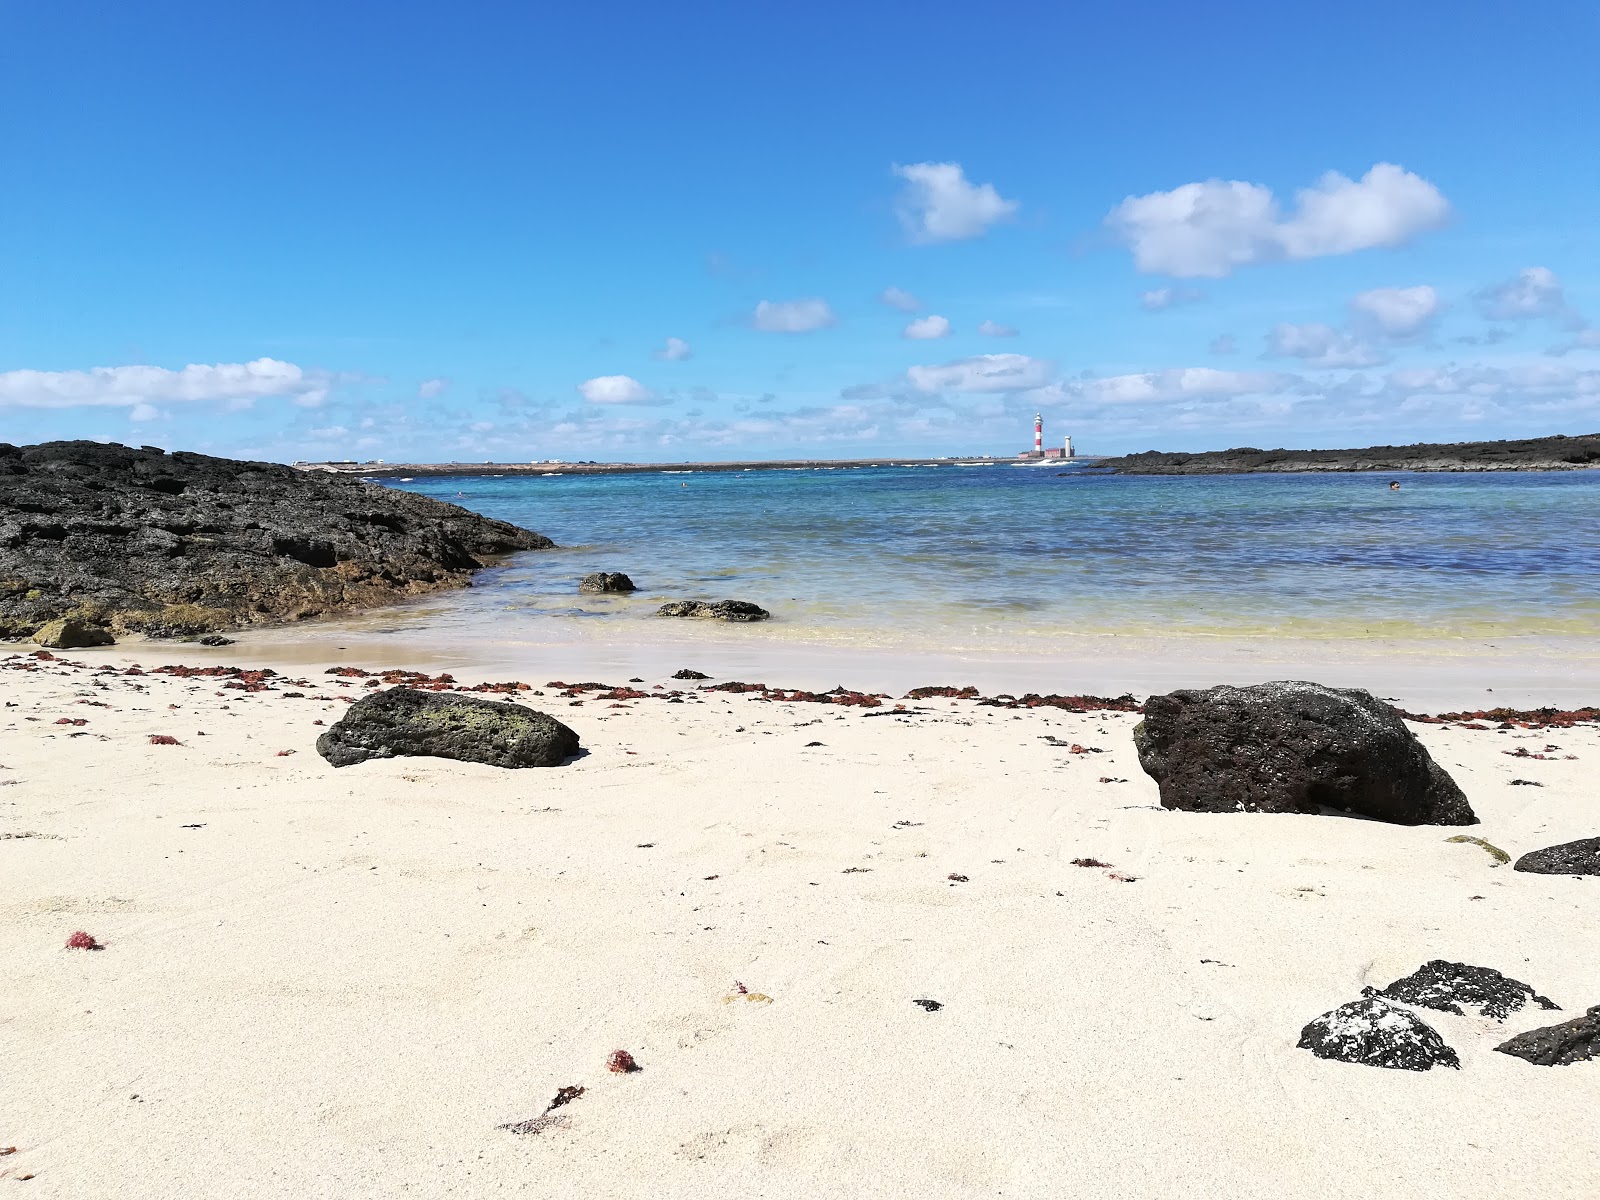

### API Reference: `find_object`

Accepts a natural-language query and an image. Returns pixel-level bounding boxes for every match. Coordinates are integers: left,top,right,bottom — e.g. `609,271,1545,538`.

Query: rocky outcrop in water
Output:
1096,432,1600,474
1297,997,1460,1071
1495,1006,1600,1066
1132,680,1475,825
579,572,636,594
657,600,771,622
316,687,580,768
0,441,551,640
1513,837,1600,875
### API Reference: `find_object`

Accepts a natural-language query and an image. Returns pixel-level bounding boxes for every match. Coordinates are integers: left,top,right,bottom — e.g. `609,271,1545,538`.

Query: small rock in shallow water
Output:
1513,837,1600,876
671,668,710,680
1495,1005,1600,1066
657,600,771,622
198,634,234,646
578,571,636,594
1365,960,1559,1021
1297,997,1459,1071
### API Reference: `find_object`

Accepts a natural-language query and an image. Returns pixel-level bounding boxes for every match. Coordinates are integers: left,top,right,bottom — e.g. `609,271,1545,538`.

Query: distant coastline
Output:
298,455,1019,478
1093,432,1600,475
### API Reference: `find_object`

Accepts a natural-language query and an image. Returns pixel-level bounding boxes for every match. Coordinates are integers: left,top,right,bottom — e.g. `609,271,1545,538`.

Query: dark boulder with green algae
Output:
0,440,552,641
317,688,580,769
1132,680,1475,826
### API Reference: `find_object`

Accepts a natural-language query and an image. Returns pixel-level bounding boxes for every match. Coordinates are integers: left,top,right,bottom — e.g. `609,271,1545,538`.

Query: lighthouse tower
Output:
1033,413,1043,456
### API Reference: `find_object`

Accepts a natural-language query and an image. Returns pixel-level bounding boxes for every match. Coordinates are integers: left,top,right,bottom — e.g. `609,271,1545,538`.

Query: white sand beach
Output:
3,646,1597,1199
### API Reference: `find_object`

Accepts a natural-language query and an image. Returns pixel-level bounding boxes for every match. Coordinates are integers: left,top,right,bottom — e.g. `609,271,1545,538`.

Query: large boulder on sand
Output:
1513,837,1600,876
1297,997,1460,1071
1132,680,1475,826
1495,1006,1600,1066
657,599,770,622
31,618,115,648
316,687,580,769
579,572,636,594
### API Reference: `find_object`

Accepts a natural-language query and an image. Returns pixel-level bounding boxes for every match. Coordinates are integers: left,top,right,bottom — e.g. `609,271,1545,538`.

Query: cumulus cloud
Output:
1071,367,1296,407
752,298,836,333
1475,267,1578,324
1106,163,1450,278
977,320,1018,337
880,286,921,312
1209,334,1238,355
1549,328,1600,356
417,377,449,400
1139,286,1205,311
1350,285,1442,338
1266,322,1386,368
128,402,162,423
893,162,1019,244
0,358,332,411
903,314,951,340
906,353,1054,393
653,336,693,361
577,374,662,405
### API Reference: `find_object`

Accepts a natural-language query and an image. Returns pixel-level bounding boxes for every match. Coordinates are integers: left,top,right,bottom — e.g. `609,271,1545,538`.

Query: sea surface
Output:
351,465,1600,654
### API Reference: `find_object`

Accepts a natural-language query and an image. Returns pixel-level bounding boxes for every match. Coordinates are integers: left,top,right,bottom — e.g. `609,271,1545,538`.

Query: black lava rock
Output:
1297,997,1460,1071
671,668,710,680
1132,680,1475,825
578,572,636,594
1495,1005,1600,1066
1364,960,1559,1021
316,687,580,769
1513,837,1600,876
657,600,771,622
30,618,115,648
0,440,552,640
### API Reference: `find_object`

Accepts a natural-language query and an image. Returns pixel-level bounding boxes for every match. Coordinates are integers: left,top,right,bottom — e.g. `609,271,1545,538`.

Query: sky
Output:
2,0,1598,463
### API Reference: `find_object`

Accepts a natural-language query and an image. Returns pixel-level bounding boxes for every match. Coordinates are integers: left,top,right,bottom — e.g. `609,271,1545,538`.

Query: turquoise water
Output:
385,466,1600,649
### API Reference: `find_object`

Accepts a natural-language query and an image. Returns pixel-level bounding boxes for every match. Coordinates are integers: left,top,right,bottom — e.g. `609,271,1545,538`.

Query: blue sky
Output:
2,0,1597,462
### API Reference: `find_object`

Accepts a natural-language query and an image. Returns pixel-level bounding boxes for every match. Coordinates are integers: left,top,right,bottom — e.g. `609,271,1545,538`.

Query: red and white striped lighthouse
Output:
1033,412,1043,456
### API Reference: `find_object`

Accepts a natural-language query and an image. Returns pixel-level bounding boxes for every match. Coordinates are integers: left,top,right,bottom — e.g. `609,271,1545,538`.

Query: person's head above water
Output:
1389,481,1401,490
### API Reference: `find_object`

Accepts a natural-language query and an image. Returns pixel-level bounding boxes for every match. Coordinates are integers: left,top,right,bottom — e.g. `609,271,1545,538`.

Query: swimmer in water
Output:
1388,481,1400,491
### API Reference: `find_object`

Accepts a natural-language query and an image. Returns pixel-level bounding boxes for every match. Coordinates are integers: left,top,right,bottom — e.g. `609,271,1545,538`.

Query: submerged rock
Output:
316,687,579,769
1513,837,1600,876
1365,960,1559,1021
0,440,551,640
1132,680,1475,826
578,572,636,594
30,618,114,649
1297,997,1460,1071
657,600,771,622
1495,1006,1600,1066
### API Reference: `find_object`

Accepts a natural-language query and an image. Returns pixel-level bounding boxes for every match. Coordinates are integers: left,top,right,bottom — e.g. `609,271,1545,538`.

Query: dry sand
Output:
3,648,1597,1198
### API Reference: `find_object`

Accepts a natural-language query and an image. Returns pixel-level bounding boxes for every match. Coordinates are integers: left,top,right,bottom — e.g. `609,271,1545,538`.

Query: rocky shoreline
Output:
1095,432,1600,474
0,441,552,642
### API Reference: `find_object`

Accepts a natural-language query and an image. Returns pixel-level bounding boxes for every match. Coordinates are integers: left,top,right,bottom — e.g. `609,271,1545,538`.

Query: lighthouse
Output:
1034,413,1043,456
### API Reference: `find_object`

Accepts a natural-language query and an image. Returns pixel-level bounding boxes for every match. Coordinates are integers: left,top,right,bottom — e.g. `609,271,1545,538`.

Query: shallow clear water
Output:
384,465,1600,650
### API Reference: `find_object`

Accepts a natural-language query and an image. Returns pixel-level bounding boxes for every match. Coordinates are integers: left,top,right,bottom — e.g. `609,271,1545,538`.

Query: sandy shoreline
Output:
4,646,1598,1198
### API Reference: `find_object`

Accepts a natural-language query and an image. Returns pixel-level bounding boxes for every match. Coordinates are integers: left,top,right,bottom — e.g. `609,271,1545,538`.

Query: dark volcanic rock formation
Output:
0,441,551,639
1513,837,1600,875
1297,997,1460,1071
1132,681,1475,825
1095,432,1600,474
31,617,116,648
316,687,580,768
578,572,636,594
1495,1006,1600,1066
657,600,771,622
1365,960,1559,1021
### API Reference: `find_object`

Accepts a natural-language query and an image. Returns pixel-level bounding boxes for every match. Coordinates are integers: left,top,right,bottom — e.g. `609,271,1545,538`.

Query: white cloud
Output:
977,320,1018,337
906,353,1054,394
1476,267,1574,322
417,377,449,400
903,314,951,340
1106,163,1450,278
752,298,836,333
577,375,660,405
0,358,331,410
1140,286,1205,311
893,162,1019,244
1072,367,1296,407
880,287,921,312
1266,322,1386,368
653,336,693,361
1350,285,1442,338
1549,328,1600,356
1209,334,1238,355
128,403,161,423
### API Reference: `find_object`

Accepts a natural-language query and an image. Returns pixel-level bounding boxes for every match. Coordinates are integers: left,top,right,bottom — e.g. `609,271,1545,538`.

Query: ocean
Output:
360,465,1600,654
